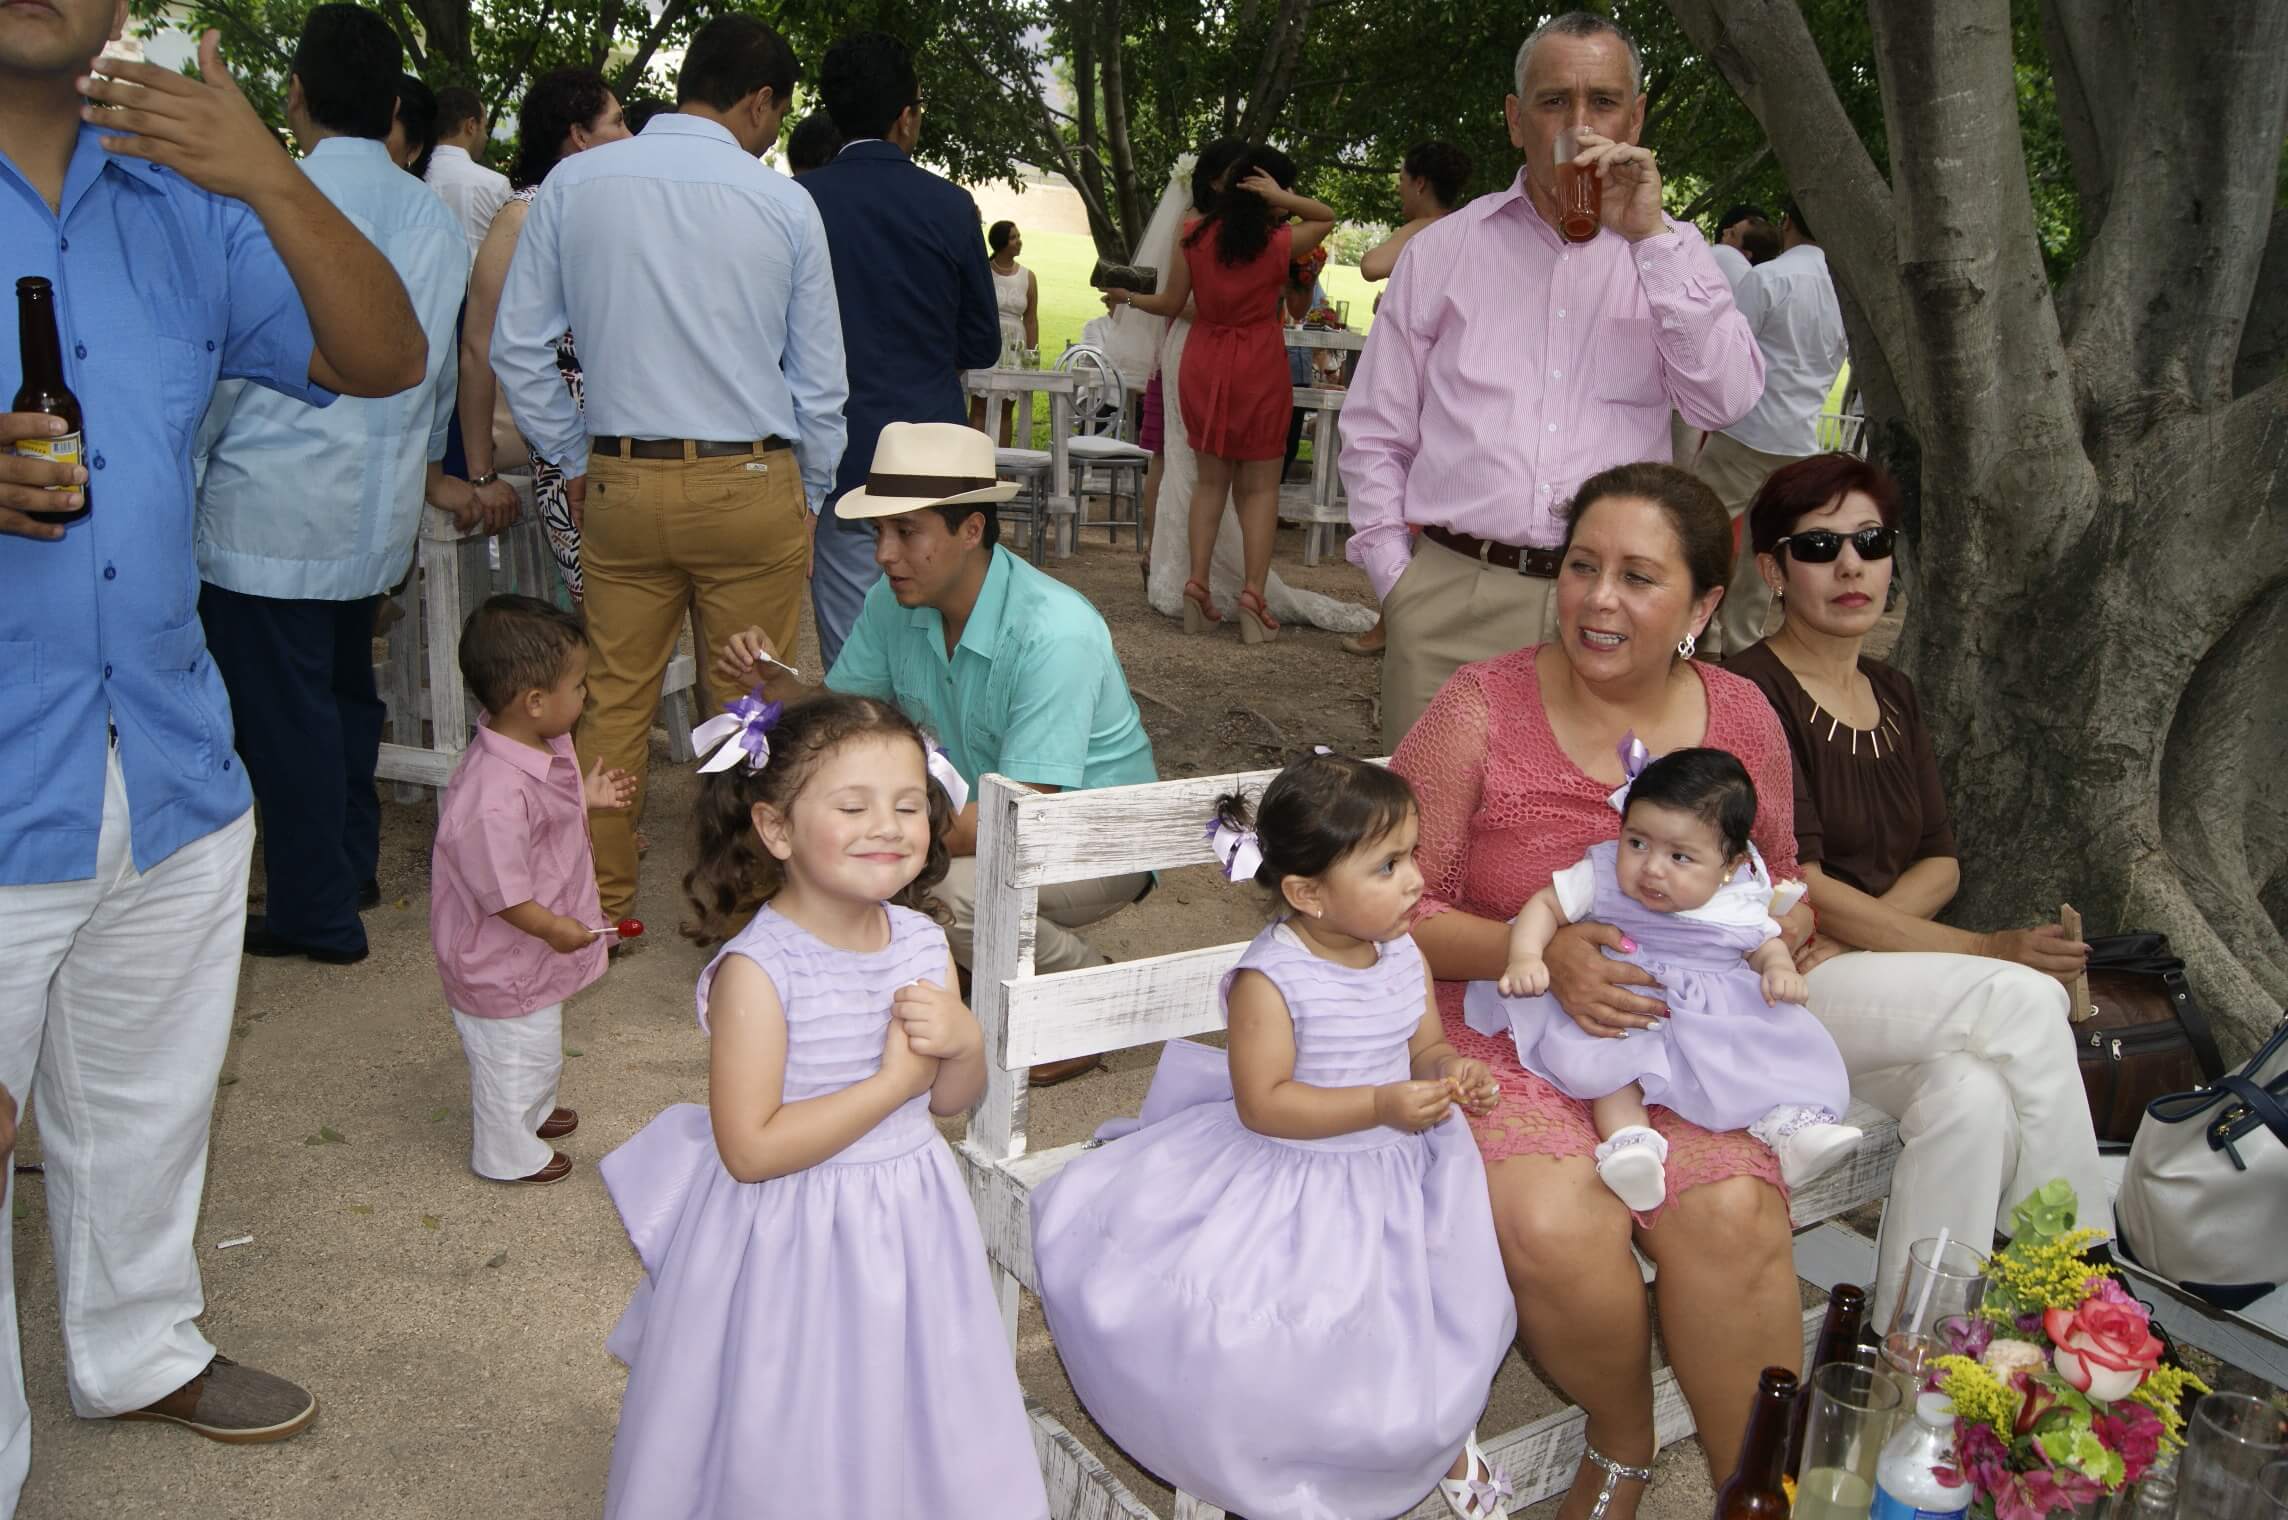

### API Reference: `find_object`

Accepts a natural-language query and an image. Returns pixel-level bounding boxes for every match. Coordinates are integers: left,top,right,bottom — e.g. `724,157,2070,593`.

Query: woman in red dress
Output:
1113,150,1334,642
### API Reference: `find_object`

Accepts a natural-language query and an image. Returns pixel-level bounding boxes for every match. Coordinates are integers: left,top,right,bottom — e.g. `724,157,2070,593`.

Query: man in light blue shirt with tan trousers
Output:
493,14,847,922
195,4,468,965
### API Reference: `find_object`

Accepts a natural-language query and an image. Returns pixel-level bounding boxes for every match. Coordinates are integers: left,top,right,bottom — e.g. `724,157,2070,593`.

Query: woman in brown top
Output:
1727,453,2103,1324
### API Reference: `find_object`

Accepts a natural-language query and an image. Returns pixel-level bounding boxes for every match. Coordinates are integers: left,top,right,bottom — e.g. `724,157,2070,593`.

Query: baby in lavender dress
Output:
1031,752,1520,1520
597,692,1047,1519
1470,747,1861,1212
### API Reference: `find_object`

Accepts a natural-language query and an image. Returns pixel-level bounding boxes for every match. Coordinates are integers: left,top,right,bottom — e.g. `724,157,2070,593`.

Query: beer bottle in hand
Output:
1787,1282,1871,1482
12,276,88,526
1712,1366,1798,1518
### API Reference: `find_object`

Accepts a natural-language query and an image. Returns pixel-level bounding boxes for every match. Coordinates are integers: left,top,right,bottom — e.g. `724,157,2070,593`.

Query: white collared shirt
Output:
1722,242,1847,456
423,143,510,264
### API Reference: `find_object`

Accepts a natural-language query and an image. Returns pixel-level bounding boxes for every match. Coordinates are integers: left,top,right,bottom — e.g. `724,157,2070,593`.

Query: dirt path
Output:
12,530,1756,1518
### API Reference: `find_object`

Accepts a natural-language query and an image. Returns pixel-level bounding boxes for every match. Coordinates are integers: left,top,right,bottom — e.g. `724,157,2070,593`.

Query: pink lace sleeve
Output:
1390,664,1493,921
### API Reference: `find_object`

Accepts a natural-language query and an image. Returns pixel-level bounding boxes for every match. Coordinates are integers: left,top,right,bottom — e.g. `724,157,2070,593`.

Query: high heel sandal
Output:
1436,1430,1514,1518
1235,586,1279,645
1581,1445,1653,1519
1181,578,1221,634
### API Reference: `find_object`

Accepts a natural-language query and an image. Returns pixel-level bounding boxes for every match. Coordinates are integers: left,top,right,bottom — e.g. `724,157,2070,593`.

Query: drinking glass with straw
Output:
1882,1229,1986,1401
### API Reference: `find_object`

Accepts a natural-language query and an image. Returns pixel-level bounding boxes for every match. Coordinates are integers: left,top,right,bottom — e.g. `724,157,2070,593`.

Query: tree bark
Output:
1235,0,1314,142
1097,0,1145,252
1669,0,2288,1051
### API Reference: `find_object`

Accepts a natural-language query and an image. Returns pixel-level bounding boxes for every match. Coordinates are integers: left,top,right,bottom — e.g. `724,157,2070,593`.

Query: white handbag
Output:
2114,1014,2288,1309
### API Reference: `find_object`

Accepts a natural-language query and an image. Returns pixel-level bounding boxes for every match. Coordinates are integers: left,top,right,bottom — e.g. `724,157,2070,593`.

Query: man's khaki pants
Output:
1693,430,1804,657
936,857,1151,975
1379,536,1560,753
578,444,809,917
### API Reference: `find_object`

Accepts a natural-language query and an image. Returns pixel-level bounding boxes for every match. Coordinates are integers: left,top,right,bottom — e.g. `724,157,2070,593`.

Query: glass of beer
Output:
1555,125,1602,242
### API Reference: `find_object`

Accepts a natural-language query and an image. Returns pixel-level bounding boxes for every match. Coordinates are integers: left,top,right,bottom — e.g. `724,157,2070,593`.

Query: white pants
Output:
1806,950,2107,1324
451,1005,562,1181
935,857,1152,976
0,746,255,1514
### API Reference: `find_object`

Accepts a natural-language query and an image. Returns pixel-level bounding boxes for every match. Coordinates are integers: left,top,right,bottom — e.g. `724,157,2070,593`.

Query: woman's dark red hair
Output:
1747,452,1902,557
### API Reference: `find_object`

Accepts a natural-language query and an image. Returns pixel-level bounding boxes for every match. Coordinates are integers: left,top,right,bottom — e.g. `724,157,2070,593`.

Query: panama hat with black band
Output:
834,421,1021,519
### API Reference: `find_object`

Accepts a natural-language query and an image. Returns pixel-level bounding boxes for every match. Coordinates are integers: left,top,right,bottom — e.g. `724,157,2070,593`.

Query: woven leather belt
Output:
1422,523,1563,578
590,435,793,460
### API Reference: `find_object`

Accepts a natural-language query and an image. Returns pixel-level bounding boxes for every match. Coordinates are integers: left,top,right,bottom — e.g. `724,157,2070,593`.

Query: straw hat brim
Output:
835,479,1021,520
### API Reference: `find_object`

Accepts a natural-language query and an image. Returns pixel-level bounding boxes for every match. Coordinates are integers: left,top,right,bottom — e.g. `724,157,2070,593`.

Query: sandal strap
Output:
1585,1445,1654,1483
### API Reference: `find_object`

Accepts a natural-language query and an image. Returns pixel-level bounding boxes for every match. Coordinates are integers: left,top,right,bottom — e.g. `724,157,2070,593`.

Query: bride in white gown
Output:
1101,156,1375,637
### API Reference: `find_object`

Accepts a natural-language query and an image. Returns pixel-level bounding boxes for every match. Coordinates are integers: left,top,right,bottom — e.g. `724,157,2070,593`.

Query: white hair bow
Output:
1204,817,1264,884
691,691,782,774
926,746,970,811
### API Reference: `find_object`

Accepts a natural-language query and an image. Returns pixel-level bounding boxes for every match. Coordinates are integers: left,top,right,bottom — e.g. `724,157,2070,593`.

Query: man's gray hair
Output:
1513,10,1645,99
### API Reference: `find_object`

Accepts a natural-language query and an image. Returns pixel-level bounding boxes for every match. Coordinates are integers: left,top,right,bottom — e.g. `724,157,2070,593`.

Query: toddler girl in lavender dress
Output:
1031,751,1519,1520
1467,745,1861,1214
597,693,1047,1520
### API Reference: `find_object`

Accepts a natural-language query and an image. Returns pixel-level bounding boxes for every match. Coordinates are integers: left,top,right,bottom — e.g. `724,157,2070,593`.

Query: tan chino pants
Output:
577,445,809,917
1379,535,1561,752
1692,430,1804,657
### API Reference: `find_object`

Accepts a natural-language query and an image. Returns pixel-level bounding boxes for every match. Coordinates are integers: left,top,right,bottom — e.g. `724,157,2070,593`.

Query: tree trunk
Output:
1667,0,2288,1052
1097,0,1144,255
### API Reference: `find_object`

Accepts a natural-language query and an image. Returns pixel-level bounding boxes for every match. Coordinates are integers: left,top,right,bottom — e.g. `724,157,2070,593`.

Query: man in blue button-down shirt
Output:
194,6,467,965
1,0,426,1499
493,14,849,921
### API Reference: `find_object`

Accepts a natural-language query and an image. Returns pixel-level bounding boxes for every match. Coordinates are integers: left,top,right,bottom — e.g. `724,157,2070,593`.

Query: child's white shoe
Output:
1593,1125,1670,1212
1437,1430,1514,1519
1752,1106,1864,1189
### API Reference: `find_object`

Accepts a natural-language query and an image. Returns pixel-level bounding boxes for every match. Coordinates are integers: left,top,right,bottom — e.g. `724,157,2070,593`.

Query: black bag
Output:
2076,932,2227,1146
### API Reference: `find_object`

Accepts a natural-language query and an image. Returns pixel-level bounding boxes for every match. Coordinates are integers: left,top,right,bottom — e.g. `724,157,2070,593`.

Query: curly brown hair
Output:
682,693,954,942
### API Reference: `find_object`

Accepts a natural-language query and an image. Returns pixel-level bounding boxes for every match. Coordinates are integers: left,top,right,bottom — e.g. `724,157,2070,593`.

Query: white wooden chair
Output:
957,769,1904,1519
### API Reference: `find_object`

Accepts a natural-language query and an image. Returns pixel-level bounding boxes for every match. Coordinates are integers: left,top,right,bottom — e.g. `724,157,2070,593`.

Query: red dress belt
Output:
1421,524,1563,578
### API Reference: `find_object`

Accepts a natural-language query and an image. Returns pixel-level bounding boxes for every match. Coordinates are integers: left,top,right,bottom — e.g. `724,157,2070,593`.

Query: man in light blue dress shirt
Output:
493,13,848,920
194,5,468,966
0,0,428,1500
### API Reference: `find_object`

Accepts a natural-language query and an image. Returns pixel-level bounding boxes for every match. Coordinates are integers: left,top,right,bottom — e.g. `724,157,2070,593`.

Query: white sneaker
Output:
1594,1125,1670,1212
1772,1122,1863,1190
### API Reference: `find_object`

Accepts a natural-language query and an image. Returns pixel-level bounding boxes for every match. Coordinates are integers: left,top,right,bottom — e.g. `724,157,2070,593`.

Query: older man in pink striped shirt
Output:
1341,11,1765,748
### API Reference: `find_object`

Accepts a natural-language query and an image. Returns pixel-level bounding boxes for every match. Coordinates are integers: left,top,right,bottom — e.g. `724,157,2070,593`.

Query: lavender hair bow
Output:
691,689,783,774
1204,817,1264,884
1605,730,1653,814
925,746,970,811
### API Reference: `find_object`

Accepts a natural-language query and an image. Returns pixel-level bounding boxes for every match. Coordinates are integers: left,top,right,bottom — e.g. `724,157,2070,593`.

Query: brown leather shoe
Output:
1029,1054,1103,1087
536,1107,578,1139
112,1355,316,1445
509,1151,573,1185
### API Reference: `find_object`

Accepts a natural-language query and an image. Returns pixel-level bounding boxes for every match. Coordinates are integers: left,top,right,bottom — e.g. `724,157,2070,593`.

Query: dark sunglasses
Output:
1773,525,1897,563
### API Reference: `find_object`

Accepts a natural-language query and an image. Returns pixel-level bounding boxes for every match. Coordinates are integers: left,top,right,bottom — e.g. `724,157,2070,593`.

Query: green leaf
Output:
486,1250,508,1269
565,1047,583,1058
217,1074,239,1088
421,1215,440,1231
2009,1180,2082,1244
348,1203,374,1216
429,1107,449,1123
10,1200,23,1220
319,1125,345,1144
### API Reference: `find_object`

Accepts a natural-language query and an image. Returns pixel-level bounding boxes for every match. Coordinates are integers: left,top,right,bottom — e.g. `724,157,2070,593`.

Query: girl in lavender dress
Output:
1470,746,1862,1215
1031,752,1519,1520
598,693,1048,1520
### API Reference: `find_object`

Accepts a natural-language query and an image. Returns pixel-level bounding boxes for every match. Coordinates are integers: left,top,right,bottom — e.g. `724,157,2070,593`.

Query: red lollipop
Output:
615,917,644,940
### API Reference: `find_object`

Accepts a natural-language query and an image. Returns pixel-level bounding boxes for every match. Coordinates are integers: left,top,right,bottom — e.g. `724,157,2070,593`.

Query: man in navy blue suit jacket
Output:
801,32,1003,667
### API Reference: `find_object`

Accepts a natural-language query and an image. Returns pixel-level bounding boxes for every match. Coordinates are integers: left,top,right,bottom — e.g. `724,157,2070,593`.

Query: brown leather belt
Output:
1422,523,1563,578
590,435,793,460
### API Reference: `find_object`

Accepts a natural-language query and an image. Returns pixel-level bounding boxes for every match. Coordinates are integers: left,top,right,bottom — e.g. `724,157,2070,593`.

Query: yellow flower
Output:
2128,1364,2211,1454
1983,1228,2114,1317
1934,1354,2022,1432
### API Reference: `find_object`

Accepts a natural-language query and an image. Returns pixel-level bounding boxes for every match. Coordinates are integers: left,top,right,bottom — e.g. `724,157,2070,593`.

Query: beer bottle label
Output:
13,432,82,487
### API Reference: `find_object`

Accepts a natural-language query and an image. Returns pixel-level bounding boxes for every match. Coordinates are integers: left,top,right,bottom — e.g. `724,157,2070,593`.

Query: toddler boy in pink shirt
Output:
430,596,633,1185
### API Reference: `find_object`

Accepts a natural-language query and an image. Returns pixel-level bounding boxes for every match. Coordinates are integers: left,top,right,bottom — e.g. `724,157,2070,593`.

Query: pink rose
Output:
2044,1288,2162,1402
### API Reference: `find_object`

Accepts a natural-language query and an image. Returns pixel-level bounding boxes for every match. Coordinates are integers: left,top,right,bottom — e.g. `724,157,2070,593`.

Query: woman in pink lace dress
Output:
1391,463,1813,1520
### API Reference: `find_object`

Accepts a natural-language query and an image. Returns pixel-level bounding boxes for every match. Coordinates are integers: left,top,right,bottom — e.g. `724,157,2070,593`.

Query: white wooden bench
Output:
374,498,701,797
957,768,1903,1519
1279,385,1350,567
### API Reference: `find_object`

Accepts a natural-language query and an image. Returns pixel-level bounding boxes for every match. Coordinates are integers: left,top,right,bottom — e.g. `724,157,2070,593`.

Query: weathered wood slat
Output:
1000,944,1240,1067
1029,1401,1161,1520
992,767,1283,888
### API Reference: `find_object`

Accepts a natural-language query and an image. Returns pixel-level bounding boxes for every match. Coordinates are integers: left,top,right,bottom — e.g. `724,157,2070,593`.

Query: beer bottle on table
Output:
1712,1366,1798,1518
12,276,88,526
1787,1282,1872,1482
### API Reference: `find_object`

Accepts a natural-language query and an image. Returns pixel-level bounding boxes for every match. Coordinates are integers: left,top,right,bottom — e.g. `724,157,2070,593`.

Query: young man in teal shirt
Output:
718,423,1156,1010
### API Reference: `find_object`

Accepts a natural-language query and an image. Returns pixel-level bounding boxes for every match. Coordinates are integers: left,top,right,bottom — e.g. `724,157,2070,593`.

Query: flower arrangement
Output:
1920,1181,2208,1519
